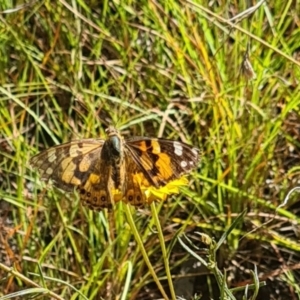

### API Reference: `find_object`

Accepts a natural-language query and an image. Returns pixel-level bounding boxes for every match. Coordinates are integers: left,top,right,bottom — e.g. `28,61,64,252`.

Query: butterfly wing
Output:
122,150,147,206
30,139,105,192
124,137,200,188
30,133,200,210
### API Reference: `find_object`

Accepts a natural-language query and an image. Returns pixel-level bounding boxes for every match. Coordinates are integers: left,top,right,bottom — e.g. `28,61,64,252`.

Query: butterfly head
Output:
105,126,119,137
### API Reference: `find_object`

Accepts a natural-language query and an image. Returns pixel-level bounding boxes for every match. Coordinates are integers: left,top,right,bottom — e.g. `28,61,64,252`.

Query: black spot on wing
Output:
72,162,90,183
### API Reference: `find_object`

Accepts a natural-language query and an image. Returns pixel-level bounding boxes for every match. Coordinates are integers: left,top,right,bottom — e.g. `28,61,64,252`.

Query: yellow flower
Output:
144,177,189,203
112,172,189,204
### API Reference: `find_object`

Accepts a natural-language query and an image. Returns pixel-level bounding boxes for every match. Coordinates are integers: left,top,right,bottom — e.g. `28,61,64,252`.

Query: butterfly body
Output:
100,127,125,190
30,126,200,210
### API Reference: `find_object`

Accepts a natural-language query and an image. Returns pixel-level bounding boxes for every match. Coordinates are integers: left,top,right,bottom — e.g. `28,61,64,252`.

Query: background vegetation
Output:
1,0,300,299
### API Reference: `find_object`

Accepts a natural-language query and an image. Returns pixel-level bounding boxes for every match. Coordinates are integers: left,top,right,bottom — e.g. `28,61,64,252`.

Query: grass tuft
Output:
1,1,300,299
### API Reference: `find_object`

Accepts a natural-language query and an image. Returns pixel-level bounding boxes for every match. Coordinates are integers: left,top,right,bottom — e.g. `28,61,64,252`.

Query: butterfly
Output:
30,126,200,210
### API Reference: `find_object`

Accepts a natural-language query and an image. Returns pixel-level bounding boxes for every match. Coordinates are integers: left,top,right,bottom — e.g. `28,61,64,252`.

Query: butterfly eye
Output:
111,137,121,154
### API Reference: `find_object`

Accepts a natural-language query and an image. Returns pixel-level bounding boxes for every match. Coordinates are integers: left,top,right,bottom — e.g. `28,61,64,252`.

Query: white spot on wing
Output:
174,141,183,156
181,161,188,168
192,148,199,157
46,167,53,175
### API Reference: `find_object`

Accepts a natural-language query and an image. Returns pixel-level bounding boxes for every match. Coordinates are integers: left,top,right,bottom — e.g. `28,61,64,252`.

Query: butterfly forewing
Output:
124,137,200,187
30,139,105,191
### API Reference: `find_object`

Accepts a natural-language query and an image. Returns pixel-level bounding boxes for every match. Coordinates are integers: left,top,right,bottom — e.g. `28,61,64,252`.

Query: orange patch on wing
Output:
138,140,161,154
155,153,173,179
133,172,151,187
78,155,92,172
69,177,81,185
61,157,81,185
61,157,76,171
62,173,81,185
139,141,148,152
88,173,101,184
150,140,161,154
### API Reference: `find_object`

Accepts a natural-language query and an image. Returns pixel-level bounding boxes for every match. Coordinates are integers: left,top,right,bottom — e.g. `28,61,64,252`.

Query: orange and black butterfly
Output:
30,126,200,210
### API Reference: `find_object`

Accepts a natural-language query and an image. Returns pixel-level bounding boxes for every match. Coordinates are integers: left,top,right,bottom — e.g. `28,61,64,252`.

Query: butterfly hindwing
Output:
77,160,115,210
77,139,127,210
123,151,147,206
